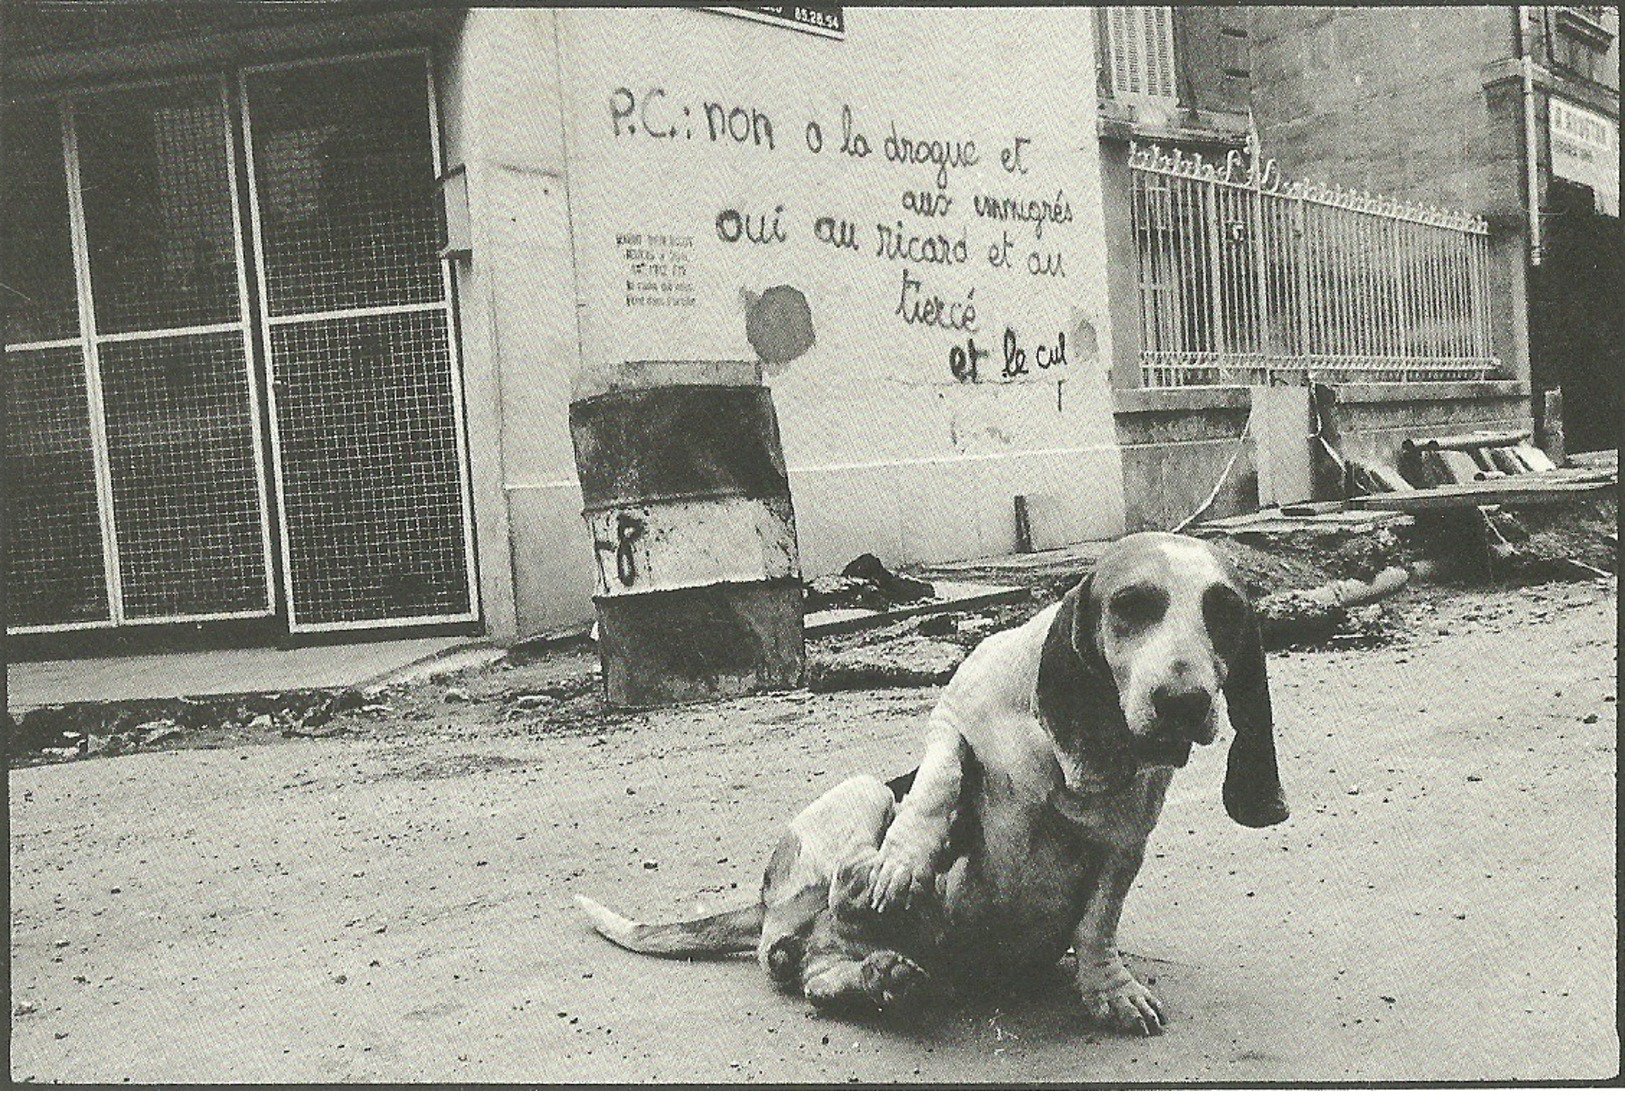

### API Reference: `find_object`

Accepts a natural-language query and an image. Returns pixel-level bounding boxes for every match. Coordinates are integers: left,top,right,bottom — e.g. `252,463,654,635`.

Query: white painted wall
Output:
441,9,595,639
451,7,1125,636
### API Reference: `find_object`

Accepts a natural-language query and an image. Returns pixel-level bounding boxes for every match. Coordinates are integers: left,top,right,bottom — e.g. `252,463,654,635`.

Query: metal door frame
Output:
238,49,480,632
5,74,276,633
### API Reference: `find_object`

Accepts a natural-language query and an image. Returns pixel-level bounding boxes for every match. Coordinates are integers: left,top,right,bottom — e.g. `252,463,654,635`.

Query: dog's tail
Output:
574,893,765,957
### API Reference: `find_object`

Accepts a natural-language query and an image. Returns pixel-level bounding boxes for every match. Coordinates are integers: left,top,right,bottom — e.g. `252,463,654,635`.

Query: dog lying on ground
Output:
576,531,1289,1032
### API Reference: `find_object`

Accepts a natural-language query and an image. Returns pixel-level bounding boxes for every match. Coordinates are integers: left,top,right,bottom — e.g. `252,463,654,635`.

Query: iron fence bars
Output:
242,53,478,632
1128,142,1499,387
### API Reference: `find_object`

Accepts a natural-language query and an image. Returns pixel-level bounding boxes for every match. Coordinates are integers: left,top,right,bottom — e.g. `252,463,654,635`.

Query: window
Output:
1551,7,1615,84
1106,7,1178,101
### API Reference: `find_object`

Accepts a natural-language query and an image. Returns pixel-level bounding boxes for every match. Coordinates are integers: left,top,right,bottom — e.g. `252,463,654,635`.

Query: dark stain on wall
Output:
743,284,816,369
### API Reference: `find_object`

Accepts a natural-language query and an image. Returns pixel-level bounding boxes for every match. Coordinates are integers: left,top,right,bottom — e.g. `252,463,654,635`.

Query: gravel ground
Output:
8,571,1617,1083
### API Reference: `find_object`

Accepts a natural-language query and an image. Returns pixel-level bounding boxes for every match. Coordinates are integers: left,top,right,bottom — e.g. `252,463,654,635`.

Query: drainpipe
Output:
1517,5,1556,452
1518,5,1543,266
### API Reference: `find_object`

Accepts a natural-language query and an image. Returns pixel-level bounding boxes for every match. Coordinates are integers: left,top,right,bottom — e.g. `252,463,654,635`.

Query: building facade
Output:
1243,5,1619,454
2,6,1574,648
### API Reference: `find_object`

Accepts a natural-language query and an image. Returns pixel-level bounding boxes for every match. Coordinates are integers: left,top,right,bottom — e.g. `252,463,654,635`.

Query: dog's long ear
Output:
1221,604,1290,828
1036,575,1135,792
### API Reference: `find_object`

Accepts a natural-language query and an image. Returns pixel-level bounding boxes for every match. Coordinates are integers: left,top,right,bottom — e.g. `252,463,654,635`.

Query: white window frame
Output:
238,49,481,633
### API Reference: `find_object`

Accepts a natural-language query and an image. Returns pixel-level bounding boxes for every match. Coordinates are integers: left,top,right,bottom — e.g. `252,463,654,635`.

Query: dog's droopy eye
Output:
1109,585,1167,631
1202,584,1249,651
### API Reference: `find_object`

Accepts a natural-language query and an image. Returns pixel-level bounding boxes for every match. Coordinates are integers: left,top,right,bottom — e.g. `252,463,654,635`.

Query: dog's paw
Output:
871,810,948,913
860,949,930,1012
803,949,931,1014
765,934,806,987
829,849,883,920
1080,975,1166,1036
868,849,935,913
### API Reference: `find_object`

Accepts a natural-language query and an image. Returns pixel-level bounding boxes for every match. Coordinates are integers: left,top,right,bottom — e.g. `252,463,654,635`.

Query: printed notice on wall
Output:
619,232,697,308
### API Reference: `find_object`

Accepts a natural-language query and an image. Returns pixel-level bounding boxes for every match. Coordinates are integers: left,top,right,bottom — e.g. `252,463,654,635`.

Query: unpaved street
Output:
9,579,1618,1083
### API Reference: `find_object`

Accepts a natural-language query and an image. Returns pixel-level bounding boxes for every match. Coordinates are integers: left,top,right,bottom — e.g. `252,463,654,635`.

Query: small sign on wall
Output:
706,5,844,39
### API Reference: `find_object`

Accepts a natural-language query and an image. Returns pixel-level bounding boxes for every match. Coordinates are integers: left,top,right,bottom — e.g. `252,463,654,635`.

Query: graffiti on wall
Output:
608,88,1086,385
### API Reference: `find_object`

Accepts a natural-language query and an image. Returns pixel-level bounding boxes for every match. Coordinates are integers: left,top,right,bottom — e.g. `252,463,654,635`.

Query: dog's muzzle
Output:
1136,686,1220,767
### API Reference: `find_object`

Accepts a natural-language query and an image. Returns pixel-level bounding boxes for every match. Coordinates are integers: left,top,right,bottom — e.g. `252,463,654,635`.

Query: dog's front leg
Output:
869,721,967,912
1072,844,1166,1036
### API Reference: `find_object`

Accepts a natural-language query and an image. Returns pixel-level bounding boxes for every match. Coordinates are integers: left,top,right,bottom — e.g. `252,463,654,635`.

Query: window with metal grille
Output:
4,53,477,636
1107,7,1178,101
3,103,112,630
243,54,478,632
3,81,273,631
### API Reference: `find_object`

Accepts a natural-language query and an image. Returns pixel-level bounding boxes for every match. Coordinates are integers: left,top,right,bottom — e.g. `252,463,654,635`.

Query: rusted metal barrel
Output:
569,370,804,708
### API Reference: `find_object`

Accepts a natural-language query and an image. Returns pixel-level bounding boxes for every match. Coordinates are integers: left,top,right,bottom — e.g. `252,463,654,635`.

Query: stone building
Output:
1242,5,1619,454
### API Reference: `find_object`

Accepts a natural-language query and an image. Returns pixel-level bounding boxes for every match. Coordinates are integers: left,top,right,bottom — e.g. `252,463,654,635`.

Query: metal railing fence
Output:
1129,142,1500,387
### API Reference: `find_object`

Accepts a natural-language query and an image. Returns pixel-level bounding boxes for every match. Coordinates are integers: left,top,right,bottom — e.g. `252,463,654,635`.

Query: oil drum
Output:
569,373,804,707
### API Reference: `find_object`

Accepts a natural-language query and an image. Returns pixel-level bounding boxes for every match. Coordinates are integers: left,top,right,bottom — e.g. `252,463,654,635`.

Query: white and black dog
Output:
578,531,1288,1032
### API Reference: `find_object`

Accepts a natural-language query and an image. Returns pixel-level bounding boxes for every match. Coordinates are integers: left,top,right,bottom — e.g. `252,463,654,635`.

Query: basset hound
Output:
577,531,1289,1032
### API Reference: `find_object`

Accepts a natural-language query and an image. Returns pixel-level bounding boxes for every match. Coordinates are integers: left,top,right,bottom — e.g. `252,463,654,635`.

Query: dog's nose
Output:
1151,686,1212,731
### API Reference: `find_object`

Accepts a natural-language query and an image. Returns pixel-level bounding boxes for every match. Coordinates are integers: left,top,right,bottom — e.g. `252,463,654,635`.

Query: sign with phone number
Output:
707,5,844,39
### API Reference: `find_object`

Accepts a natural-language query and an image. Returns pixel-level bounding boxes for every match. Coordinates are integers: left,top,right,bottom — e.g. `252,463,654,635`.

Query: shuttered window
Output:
1106,7,1177,101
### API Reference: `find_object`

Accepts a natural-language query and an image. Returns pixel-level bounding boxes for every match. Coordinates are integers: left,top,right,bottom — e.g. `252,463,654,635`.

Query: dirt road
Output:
9,579,1618,1083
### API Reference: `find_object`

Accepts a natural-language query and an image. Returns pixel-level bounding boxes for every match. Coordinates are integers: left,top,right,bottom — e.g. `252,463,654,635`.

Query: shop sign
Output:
1550,96,1618,216
707,6,844,39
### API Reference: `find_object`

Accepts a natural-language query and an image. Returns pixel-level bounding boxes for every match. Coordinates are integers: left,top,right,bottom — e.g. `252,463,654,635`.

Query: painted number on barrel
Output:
594,513,646,587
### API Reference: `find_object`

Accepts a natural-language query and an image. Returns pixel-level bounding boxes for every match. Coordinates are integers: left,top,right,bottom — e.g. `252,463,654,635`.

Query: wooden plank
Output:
1428,448,1487,484
1349,478,1614,512
1281,501,1346,516
1401,429,1531,452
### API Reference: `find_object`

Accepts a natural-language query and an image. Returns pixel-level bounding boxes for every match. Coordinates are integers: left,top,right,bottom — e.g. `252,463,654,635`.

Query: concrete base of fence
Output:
1115,386,1258,533
1254,385,1315,507
1113,379,1535,530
